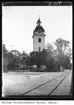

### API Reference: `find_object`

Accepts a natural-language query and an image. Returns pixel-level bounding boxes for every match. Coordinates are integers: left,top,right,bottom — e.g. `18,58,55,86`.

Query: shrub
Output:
7,63,16,70
52,68,59,72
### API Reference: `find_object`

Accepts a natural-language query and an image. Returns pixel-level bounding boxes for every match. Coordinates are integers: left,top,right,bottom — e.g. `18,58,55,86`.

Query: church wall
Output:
33,35,45,51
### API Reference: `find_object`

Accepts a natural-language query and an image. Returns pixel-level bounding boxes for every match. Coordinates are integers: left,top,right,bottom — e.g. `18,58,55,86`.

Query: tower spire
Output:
37,16,41,26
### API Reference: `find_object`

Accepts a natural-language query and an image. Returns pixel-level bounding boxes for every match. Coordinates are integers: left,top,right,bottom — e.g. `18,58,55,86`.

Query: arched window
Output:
38,38,41,42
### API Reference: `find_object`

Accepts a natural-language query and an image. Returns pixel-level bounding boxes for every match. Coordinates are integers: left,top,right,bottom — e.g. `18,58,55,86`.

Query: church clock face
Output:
33,18,46,52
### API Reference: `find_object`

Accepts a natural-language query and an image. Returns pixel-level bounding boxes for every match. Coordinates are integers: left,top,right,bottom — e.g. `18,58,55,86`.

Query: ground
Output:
2,69,72,97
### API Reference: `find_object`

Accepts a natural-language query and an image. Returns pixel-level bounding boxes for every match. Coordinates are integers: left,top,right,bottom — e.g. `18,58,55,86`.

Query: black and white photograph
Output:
2,2,73,99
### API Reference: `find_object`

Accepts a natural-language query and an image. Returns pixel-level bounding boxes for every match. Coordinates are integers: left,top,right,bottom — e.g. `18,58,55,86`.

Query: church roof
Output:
34,18,45,33
34,26,45,33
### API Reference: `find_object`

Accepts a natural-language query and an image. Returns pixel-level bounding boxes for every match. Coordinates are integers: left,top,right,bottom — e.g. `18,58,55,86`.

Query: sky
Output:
2,6,72,54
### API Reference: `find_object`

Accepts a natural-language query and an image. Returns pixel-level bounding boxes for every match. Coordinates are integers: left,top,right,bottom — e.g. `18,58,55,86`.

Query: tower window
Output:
38,38,41,42
39,47,41,52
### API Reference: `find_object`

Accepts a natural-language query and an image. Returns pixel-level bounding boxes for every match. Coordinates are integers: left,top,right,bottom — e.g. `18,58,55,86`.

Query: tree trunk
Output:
37,65,40,70
60,66,63,71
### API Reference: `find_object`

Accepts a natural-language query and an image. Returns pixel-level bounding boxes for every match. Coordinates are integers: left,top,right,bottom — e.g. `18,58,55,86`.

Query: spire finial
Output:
37,15,41,26
38,15,40,19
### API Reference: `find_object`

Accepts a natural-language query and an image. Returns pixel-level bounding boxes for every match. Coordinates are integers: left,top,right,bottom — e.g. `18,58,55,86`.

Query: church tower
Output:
32,18,46,52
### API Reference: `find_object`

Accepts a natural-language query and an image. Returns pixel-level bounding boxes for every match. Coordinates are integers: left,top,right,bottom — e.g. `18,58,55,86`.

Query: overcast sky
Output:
2,6,72,54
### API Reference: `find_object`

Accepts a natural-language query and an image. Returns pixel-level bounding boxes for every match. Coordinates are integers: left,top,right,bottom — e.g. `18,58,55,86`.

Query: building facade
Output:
32,18,46,52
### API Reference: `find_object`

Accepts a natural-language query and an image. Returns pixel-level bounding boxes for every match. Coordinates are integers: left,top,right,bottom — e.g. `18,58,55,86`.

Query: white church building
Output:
32,18,46,52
